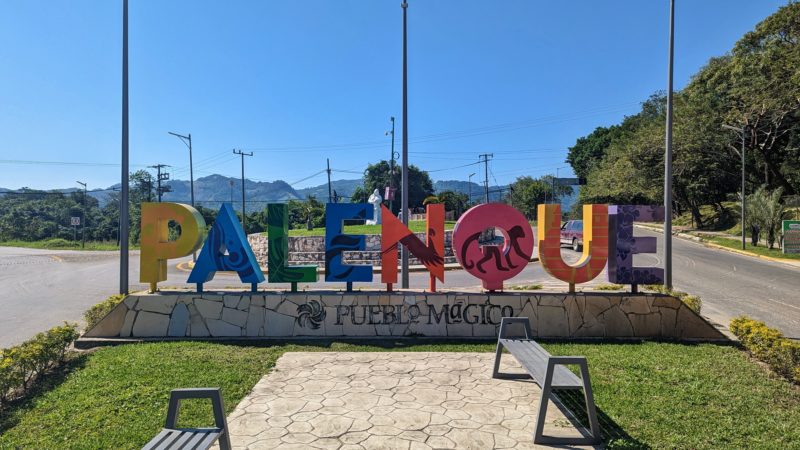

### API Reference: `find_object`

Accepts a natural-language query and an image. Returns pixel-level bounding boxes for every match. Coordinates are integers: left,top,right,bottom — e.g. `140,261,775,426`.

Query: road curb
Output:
633,224,800,269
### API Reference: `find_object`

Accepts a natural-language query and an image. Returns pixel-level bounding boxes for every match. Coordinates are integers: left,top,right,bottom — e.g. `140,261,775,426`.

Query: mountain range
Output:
2,175,576,210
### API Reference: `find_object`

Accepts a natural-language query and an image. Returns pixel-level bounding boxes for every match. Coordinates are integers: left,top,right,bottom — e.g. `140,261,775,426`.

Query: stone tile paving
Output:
219,352,596,449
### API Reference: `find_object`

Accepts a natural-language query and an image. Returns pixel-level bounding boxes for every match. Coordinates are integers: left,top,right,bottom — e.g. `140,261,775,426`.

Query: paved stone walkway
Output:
221,352,595,449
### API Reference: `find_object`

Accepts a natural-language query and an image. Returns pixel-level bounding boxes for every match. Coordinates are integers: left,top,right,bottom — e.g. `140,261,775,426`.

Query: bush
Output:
0,323,79,408
644,285,702,314
84,294,125,330
730,316,800,384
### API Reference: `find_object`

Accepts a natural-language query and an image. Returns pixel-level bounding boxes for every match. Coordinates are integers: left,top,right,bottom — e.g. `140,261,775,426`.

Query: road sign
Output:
783,220,800,254
554,177,585,186
70,217,81,226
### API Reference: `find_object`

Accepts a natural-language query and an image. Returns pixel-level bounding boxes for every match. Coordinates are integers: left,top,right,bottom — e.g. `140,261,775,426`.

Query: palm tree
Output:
746,186,786,249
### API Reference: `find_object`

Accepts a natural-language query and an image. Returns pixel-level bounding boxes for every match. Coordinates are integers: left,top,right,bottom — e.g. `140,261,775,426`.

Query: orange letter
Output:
381,204,445,291
140,202,206,292
537,204,608,291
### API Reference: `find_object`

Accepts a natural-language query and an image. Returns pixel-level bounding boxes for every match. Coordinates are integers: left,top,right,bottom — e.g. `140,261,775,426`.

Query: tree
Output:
349,186,368,204
746,186,787,249
436,190,469,218
504,176,570,221
362,161,434,213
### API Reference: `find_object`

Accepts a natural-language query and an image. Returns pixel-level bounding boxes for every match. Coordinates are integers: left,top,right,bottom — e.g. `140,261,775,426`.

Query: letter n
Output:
381,203,445,291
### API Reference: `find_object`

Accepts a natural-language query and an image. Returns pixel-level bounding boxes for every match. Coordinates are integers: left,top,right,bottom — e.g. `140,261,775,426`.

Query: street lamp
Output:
723,123,747,250
468,173,476,204
663,0,676,290
77,181,86,249
400,0,410,289
385,117,398,213
168,131,194,209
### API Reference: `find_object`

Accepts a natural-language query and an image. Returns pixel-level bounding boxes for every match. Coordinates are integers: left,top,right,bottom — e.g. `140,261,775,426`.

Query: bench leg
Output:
492,340,504,378
533,359,601,445
165,388,232,450
579,360,601,443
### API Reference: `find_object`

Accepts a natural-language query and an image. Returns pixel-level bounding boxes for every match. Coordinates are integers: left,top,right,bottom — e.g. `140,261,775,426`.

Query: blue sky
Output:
0,0,790,192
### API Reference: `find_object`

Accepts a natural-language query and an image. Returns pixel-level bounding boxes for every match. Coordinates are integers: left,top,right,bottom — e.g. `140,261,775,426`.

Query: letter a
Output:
188,203,264,292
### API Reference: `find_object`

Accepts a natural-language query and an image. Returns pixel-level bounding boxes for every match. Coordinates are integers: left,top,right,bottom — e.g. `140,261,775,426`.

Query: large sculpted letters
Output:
187,203,265,291
538,204,608,290
325,203,373,285
267,203,318,290
608,205,664,285
381,204,445,291
140,202,205,292
452,203,534,291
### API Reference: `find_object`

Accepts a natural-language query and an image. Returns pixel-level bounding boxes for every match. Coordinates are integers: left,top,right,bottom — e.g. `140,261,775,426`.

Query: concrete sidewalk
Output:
220,352,597,449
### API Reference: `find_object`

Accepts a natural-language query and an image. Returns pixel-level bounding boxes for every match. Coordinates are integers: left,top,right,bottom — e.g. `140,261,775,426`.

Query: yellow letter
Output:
140,203,205,292
538,204,608,291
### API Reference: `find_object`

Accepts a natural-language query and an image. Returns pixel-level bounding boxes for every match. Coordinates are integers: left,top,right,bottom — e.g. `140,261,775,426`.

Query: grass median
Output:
0,341,798,449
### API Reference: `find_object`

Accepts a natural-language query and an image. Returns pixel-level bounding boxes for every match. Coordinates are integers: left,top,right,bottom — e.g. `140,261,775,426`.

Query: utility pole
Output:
229,179,235,204
120,0,129,295
400,0,410,289
149,164,172,202
468,173,475,204
168,132,194,209
327,158,333,203
386,116,397,212
479,153,493,203
77,181,86,249
663,0,675,290
233,149,253,233
723,124,748,250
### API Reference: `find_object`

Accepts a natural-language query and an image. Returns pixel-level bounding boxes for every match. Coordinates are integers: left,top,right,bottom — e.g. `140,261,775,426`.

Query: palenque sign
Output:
140,202,665,292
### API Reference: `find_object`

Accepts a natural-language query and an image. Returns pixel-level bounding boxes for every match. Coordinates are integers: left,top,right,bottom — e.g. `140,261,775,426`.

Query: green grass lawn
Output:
287,220,456,237
704,235,800,261
0,239,124,251
1,341,798,449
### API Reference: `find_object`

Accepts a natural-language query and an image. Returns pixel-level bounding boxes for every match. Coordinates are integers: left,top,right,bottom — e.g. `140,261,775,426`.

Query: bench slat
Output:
500,339,583,388
142,429,222,450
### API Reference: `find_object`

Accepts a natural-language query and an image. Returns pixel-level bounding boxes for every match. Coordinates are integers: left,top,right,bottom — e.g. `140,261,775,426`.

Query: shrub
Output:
83,294,125,330
0,323,79,408
644,285,702,314
730,316,800,384
594,283,624,291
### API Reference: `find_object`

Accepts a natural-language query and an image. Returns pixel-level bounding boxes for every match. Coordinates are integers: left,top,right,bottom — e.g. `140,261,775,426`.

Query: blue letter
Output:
188,203,265,291
325,203,373,285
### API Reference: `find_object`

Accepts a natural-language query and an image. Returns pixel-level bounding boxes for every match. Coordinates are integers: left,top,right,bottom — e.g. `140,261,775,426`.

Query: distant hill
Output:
296,178,363,201
162,175,301,209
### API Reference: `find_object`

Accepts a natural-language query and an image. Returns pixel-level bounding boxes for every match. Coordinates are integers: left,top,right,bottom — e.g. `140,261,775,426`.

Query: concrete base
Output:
83,291,726,341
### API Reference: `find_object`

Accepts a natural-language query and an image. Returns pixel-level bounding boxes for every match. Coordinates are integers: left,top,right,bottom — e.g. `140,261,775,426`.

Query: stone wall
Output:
247,231,457,268
84,292,725,341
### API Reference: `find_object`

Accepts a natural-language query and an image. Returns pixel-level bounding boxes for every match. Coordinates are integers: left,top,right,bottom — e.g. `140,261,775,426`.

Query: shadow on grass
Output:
0,353,89,435
552,388,647,449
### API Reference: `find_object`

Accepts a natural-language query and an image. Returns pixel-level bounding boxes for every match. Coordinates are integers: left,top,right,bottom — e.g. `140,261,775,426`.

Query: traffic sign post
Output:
71,217,80,242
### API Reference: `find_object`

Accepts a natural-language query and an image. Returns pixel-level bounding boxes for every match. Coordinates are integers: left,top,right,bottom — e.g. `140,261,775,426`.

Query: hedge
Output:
84,294,125,330
0,323,79,408
730,316,800,384
644,285,702,314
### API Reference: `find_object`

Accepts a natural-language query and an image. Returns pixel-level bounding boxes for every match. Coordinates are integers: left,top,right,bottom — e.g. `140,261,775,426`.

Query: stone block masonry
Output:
84,292,726,341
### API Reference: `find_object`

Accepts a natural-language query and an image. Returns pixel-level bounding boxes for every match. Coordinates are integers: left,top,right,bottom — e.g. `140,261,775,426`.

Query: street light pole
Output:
386,116,396,213
400,0,410,289
233,149,253,233
120,0,130,295
723,124,747,250
663,0,675,290
77,181,86,249
168,132,194,209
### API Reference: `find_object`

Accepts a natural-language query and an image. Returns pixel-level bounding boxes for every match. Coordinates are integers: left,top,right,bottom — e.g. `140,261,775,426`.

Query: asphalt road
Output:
0,229,797,346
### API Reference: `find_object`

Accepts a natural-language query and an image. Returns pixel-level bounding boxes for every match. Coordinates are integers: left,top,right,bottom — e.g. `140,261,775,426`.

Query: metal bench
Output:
142,388,231,450
492,317,600,445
